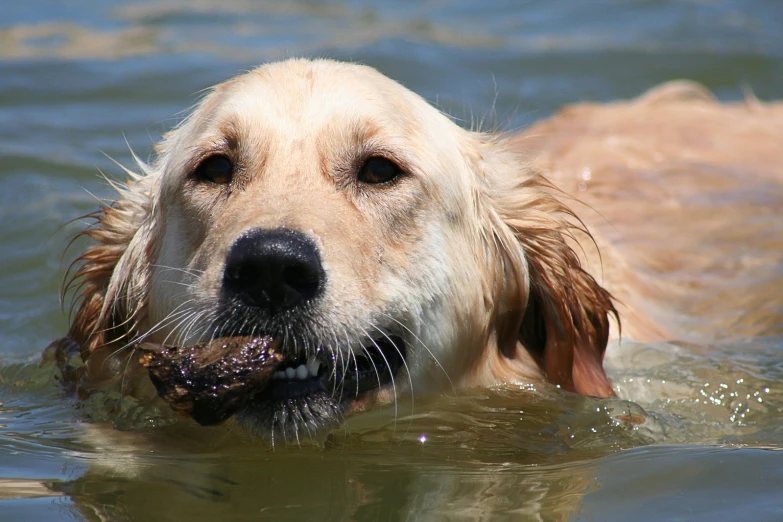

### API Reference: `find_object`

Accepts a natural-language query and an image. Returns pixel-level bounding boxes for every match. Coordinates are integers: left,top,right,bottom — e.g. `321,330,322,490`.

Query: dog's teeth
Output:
307,358,320,377
276,363,317,381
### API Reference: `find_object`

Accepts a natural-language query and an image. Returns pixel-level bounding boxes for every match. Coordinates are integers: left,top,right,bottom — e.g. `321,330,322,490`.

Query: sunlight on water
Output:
2,334,783,519
2,0,783,520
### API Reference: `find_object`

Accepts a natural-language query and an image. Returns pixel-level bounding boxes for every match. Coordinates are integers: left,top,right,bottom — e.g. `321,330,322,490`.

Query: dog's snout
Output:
223,228,325,313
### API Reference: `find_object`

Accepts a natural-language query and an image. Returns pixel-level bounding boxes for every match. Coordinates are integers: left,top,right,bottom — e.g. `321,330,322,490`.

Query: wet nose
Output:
222,228,325,314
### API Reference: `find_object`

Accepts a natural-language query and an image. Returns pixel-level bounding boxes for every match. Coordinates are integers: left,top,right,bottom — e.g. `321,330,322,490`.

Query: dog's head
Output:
66,59,616,439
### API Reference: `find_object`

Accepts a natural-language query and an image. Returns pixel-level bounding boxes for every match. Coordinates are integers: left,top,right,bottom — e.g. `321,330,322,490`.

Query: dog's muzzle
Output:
139,227,407,437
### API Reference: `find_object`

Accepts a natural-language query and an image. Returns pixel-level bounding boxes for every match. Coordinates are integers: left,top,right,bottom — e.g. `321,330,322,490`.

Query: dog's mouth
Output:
237,334,406,440
139,333,406,438
264,335,406,401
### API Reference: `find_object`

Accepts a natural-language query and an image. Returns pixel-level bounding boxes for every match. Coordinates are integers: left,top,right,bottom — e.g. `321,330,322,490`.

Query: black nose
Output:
222,228,325,314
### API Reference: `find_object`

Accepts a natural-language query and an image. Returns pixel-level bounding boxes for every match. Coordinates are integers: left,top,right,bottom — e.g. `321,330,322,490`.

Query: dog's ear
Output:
64,174,156,362
476,139,617,397
515,217,617,397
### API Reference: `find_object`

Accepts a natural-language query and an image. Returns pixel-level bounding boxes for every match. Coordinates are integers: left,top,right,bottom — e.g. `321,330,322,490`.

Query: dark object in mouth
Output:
138,336,283,426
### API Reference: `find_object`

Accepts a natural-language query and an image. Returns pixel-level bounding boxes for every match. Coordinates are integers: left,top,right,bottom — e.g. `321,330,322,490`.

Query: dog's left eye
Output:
193,154,233,185
358,157,403,185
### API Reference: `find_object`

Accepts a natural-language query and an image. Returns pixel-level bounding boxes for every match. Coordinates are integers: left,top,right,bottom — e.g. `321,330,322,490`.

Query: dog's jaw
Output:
230,334,408,441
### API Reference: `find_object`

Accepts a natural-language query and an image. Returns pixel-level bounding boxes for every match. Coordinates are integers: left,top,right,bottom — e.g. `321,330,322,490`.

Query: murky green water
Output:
2,1,783,520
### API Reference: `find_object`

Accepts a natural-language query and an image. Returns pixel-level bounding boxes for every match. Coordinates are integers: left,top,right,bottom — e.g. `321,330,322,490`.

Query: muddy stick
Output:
139,336,283,426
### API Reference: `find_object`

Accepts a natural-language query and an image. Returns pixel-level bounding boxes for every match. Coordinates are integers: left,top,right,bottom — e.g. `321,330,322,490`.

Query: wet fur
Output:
62,59,618,426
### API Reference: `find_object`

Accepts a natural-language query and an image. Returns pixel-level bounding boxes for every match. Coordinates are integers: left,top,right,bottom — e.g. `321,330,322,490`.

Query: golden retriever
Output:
57,58,783,440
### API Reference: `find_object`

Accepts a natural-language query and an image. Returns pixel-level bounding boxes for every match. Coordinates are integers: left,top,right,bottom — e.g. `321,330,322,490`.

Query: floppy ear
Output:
476,137,618,397
515,213,617,397
64,171,157,363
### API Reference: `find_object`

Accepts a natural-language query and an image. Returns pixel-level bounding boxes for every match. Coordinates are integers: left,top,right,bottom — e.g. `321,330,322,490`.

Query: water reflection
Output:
53,441,600,520
39,398,619,521
2,0,783,519
6,330,781,519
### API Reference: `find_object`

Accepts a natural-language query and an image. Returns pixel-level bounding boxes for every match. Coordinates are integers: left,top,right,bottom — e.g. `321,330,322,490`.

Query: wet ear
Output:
516,225,617,397
66,224,125,357
477,139,617,397
64,173,156,361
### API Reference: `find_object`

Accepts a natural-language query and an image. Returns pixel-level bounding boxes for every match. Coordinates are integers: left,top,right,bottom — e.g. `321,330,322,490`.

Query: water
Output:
2,0,783,519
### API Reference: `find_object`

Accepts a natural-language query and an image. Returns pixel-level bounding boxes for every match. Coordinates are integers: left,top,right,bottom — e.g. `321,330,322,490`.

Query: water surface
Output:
2,1,783,520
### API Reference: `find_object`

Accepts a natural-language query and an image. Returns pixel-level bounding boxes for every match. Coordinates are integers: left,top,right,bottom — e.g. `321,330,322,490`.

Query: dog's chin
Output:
233,334,406,442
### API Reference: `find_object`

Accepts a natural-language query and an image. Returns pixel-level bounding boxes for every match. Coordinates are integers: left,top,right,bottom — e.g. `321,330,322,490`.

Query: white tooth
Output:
285,367,296,379
307,358,320,377
274,371,284,380
296,364,308,380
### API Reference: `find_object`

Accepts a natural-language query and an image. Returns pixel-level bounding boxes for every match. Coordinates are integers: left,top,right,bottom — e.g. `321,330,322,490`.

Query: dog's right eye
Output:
358,157,403,185
193,154,233,185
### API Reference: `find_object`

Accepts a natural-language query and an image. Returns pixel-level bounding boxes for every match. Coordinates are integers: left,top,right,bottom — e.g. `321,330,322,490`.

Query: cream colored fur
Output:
64,59,623,411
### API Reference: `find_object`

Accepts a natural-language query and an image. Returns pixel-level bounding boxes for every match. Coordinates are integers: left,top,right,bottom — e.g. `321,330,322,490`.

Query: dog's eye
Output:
358,157,403,185
194,154,233,184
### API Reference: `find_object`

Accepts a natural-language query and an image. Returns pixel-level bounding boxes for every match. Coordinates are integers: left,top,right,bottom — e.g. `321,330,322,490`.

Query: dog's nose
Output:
222,228,325,314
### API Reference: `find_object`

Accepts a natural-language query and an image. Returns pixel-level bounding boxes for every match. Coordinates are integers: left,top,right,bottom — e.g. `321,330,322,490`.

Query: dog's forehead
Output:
218,61,413,124
189,59,454,145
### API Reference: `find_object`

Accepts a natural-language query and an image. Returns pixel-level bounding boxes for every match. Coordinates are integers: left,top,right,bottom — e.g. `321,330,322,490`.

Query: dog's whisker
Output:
101,302,197,370
328,329,342,398
150,263,205,276
354,325,383,392
369,323,411,392
187,307,216,343
159,280,201,291
291,409,301,449
350,340,360,401
357,324,400,431
204,309,223,342
379,312,454,392
127,308,191,349
160,308,205,347
126,298,198,346
175,309,209,347
97,300,142,339
119,345,138,403
328,331,340,398
269,416,276,450
337,325,352,402
365,322,412,431
159,307,201,347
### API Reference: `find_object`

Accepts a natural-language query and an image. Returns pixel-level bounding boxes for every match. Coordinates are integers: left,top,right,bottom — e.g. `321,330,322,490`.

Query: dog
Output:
56,58,783,441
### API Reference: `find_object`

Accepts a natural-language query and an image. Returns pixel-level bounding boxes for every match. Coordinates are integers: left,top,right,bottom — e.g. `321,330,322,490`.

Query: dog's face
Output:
148,60,494,435
67,59,616,440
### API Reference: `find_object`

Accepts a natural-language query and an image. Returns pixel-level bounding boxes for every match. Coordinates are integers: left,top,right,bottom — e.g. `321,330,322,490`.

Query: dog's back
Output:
515,81,783,343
